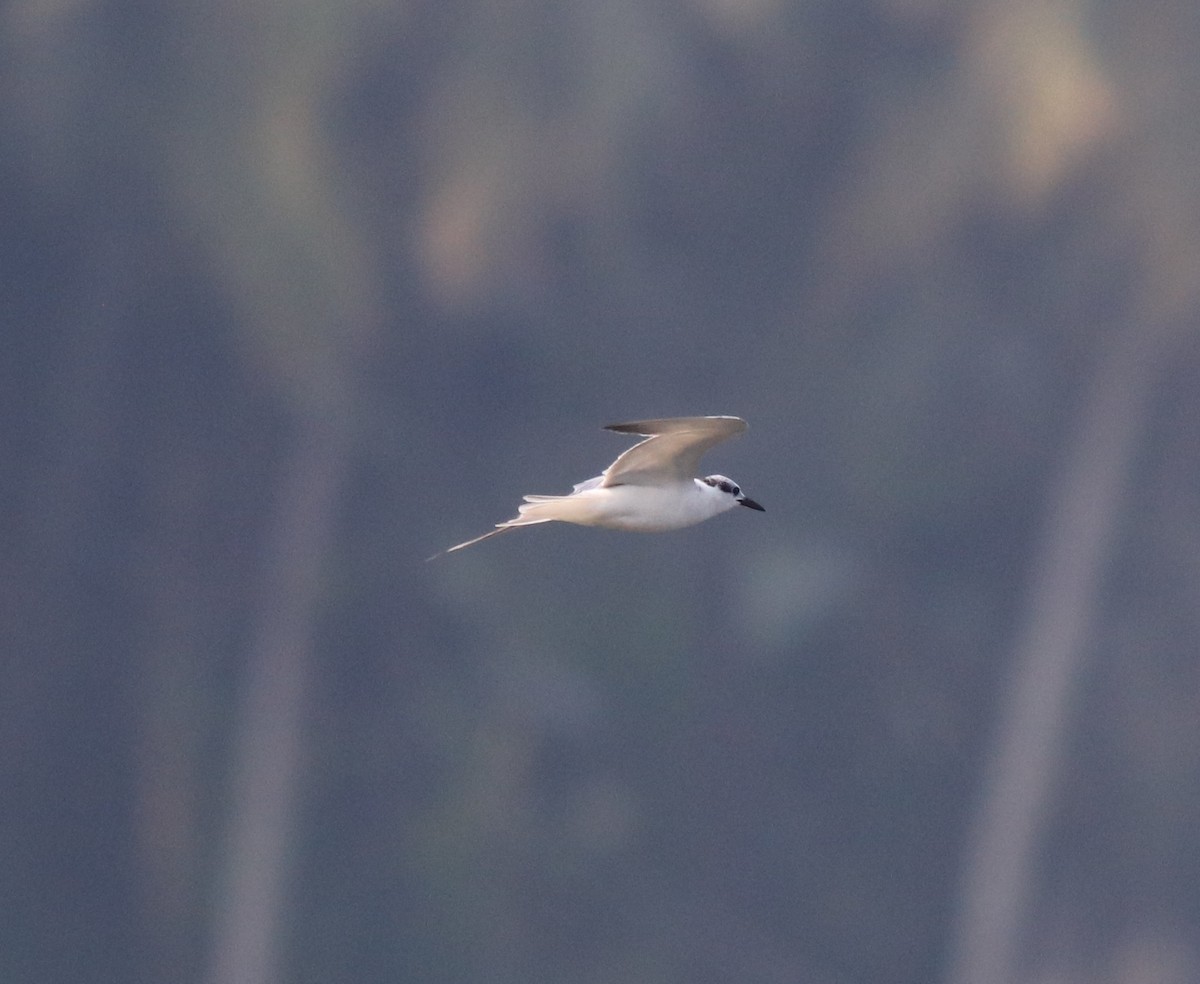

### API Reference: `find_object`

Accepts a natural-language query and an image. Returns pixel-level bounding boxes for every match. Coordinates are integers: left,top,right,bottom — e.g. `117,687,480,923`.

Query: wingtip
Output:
604,415,747,435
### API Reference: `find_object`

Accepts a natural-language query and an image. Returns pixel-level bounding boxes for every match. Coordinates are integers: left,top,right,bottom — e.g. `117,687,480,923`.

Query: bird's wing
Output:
600,416,747,486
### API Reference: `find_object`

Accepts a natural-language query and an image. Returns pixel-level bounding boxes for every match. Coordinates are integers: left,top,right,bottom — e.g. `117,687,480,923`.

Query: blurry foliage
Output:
2,0,1200,983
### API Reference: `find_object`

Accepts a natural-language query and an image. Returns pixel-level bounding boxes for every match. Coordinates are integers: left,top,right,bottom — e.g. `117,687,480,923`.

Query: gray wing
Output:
600,416,748,486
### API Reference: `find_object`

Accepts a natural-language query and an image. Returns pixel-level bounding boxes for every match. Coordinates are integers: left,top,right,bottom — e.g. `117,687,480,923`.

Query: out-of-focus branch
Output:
944,320,1167,984
204,408,349,984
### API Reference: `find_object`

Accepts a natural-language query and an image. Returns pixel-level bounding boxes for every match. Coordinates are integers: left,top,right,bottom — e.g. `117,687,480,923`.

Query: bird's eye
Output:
732,486,740,496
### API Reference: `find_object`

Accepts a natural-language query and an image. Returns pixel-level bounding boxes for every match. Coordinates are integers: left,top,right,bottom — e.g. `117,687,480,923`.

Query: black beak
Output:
738,496,765,512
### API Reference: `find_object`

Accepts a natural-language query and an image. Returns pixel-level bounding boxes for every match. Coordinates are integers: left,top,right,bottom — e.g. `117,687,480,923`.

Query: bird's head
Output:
701,474,765,512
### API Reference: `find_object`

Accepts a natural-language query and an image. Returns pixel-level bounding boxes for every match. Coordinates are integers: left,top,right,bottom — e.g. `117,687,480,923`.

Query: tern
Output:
432,415,764,557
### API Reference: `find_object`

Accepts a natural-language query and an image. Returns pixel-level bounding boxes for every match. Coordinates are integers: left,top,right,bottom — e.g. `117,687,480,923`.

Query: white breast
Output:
574,479,736,532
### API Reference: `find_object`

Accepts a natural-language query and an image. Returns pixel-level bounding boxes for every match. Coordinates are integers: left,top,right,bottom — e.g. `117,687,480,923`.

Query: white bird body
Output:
432,416,763,557
518,477,744,532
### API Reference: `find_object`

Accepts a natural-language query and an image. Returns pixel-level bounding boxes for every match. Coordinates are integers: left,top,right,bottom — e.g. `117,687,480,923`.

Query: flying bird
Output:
431,415,763,557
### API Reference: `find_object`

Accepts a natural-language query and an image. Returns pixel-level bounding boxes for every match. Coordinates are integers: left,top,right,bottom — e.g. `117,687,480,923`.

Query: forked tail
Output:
426,525,515,560
427,499,565,560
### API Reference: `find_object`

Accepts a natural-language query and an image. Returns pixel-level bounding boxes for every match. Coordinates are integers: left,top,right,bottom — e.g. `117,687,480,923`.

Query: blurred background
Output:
4,0,1200,982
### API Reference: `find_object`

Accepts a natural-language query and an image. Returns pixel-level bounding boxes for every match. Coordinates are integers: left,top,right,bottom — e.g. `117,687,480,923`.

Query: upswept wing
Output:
600,416,747,486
